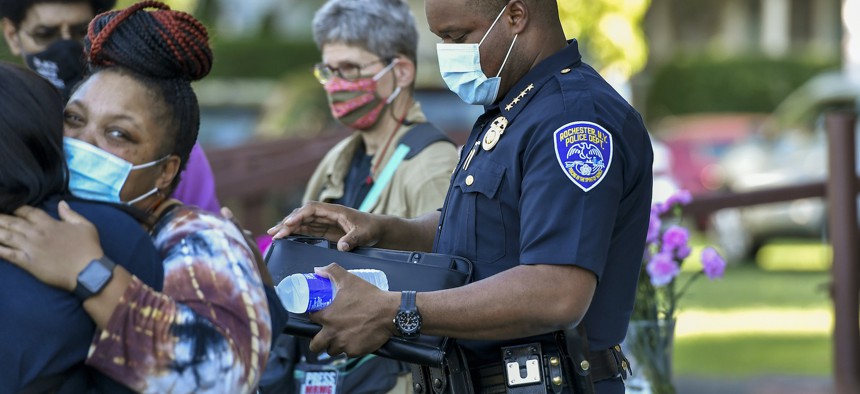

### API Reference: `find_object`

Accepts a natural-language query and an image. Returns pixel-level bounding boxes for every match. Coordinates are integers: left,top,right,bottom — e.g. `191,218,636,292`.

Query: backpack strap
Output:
358,122,453,212
399,122,454,160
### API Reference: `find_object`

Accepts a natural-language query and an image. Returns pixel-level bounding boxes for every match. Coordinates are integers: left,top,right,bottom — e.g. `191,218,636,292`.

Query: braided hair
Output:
82,0,213,190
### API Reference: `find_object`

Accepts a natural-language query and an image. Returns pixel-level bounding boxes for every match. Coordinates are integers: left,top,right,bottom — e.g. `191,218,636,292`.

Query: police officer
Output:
268,0,653,393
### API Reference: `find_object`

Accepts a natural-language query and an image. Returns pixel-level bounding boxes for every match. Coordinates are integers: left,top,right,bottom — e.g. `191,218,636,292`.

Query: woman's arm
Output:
0,202,272,393
91,205,271,393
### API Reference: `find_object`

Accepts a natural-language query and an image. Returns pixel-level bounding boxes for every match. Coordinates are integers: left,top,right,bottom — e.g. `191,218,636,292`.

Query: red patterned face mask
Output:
325,61,401,130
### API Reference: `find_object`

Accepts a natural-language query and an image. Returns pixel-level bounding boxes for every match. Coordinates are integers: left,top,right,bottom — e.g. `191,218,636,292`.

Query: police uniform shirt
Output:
433,40,654,373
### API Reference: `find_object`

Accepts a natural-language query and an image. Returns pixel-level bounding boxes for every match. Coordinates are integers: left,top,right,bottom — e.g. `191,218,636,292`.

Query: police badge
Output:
552,121,613,192
482,116,508,151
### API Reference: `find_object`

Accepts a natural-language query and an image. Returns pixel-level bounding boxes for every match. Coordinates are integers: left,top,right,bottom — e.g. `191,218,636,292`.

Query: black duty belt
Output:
472,344,628,394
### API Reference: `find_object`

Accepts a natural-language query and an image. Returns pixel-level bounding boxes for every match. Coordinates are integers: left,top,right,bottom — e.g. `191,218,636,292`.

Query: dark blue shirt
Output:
433,40,653,379
0,198,164,393
332,142,374,209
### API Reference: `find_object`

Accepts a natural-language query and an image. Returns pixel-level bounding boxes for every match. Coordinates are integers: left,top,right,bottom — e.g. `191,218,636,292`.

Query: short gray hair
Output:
312,0,418,64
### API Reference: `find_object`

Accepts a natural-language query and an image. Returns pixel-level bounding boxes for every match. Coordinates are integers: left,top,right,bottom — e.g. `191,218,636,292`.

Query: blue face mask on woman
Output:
435,4,518,106
64,137,167,205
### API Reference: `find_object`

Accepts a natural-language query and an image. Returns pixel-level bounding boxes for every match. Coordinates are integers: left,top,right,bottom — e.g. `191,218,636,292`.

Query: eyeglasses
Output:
313,58,389,84
21,22,89,47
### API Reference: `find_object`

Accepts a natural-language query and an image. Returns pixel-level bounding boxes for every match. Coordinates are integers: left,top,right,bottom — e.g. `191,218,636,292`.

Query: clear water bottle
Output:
276,269,389,313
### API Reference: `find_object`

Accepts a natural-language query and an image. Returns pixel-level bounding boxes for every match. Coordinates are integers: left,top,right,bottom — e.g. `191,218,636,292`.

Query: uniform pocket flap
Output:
458,160,506,199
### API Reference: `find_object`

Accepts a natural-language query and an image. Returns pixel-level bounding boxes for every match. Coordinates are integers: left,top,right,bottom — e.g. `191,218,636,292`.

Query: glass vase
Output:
621,319,677,394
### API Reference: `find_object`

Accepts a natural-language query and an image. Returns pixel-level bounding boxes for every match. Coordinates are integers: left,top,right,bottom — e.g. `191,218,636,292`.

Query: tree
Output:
558,0,650,81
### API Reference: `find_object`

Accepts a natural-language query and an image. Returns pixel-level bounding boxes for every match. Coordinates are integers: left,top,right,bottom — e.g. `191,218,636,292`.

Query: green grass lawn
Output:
675,334,831,377
676,264,831,311
670,239,833,378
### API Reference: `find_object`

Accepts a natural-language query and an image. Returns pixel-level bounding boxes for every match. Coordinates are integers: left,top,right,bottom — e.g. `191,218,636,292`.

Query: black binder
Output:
265,236,474,366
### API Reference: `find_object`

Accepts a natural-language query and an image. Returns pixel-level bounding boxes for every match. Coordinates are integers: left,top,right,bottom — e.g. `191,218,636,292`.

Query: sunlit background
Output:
3,1,860,391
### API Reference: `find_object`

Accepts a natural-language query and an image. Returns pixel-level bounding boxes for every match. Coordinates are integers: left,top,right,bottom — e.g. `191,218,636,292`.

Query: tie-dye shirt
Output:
85,205,272,394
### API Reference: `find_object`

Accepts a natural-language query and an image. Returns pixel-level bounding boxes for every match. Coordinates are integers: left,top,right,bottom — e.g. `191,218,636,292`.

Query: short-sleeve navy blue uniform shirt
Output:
433,40,653,391
0,198,164,393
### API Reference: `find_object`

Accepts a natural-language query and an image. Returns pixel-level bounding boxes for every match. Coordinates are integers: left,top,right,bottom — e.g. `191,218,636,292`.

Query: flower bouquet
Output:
624,190,727,394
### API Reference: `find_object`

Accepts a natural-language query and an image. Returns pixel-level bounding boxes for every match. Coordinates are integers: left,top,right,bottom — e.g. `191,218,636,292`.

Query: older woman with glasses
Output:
301,0,458,218
261,0,458,392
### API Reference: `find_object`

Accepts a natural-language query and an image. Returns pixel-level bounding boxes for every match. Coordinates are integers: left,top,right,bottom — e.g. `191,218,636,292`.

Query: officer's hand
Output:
267,201,382,251
307,263,399,357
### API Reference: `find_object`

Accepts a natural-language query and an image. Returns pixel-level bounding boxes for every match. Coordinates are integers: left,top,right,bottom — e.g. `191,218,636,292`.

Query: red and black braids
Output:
81,1,214,190
86,0,211,79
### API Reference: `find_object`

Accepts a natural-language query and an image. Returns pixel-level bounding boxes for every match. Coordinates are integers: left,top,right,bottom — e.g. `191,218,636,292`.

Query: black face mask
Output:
23,39,85,100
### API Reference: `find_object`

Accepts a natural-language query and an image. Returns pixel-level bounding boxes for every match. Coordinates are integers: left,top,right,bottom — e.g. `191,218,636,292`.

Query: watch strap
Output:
401,290,417,311
394,290,421,338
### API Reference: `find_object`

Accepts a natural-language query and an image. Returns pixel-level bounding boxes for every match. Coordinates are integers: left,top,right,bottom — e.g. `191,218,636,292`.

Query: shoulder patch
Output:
553,121,613,192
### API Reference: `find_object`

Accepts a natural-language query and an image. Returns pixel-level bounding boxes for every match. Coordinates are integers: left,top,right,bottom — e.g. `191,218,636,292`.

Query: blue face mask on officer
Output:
64,137,167,205
436,3,518,106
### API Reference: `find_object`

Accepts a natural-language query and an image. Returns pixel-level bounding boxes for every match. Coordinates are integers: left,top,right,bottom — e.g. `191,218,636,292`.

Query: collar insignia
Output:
505,83,534,111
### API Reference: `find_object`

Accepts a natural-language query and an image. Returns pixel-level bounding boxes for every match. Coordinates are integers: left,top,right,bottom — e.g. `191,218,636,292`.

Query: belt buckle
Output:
501,343,544,389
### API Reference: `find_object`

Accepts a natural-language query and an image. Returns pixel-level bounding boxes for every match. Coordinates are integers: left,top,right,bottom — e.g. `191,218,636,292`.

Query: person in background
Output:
171,143,221,212
0,3,274,393
1,0,222,213
268,0,653,393
303,0,458,218
260,0,459,392
0,0,114,99
0,61,163,394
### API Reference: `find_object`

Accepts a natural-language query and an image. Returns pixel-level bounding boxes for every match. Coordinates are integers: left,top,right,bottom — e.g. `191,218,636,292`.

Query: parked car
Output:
654,113,768,197
711,71,860,262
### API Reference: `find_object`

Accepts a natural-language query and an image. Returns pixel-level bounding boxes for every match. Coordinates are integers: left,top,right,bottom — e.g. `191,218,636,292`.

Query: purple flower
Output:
651,201,669,216
675,244,692,260
701,247,726,280
646,252,680,287
647,209,661,244
661,225,690,259
665,189,693,208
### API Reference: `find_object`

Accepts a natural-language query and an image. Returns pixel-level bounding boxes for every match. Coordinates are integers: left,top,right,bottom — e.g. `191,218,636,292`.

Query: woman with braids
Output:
0,2,274,393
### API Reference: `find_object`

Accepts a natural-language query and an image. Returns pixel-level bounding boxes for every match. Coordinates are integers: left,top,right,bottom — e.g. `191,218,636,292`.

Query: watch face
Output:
396,310,422,336
79,258,114,294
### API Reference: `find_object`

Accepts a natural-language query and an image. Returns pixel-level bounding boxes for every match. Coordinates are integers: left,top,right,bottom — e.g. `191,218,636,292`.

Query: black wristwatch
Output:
393,290,422,338
74,256,117,300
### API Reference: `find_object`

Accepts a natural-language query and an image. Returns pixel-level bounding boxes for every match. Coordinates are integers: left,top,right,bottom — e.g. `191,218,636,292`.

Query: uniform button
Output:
561,68,571,74
465,175,474,186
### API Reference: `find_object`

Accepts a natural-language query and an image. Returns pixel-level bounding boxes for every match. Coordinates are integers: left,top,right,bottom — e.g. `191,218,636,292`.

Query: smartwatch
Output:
393,290,422,338
74,256,117,300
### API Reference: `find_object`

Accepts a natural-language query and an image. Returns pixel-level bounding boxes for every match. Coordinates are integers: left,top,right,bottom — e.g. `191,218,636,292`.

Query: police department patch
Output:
553,121,613,192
